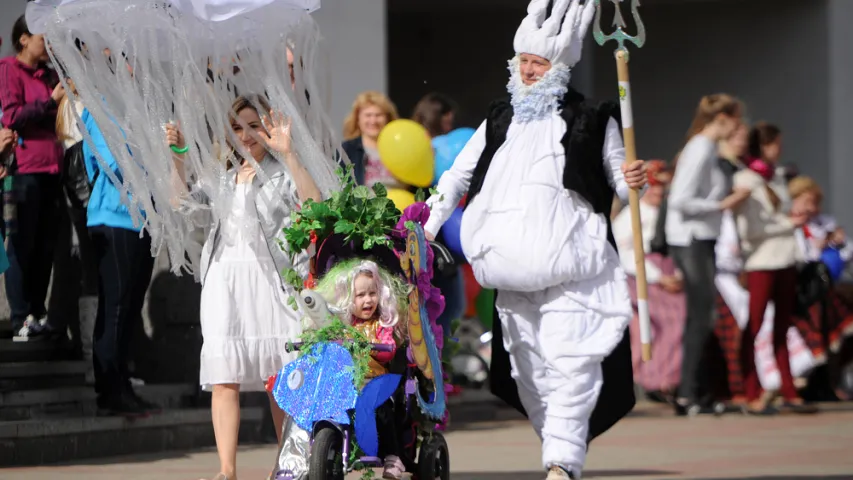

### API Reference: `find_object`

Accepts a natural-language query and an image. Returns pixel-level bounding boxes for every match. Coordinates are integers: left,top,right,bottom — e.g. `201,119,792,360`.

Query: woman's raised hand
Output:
51,83,67,103
165,122,186,154
260,111,293,155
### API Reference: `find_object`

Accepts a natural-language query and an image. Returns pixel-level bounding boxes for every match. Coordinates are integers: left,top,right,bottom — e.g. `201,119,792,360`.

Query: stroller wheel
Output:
416,433,450,480
309,427,345,480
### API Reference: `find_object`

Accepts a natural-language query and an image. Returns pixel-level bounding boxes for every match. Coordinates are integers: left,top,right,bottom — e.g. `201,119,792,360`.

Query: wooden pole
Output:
615,50,651,362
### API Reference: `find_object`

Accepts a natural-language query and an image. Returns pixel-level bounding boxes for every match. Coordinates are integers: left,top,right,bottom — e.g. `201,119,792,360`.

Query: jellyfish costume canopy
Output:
26,0,343,276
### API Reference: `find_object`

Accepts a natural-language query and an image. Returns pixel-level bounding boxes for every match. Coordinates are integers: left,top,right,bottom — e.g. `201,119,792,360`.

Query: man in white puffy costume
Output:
425,0,646,478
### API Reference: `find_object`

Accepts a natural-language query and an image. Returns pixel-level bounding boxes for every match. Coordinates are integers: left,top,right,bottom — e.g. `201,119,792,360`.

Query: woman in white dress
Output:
167,94,321,480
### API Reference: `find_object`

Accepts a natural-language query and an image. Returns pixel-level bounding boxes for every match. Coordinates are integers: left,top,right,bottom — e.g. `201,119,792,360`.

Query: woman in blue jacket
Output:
81,107,157,417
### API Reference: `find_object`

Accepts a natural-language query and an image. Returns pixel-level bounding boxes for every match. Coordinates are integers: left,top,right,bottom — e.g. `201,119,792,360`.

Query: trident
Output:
593,0,652,362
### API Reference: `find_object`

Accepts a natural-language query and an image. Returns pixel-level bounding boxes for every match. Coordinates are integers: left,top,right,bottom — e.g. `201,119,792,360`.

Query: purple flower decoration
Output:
396,202,431,231
395,202,446,352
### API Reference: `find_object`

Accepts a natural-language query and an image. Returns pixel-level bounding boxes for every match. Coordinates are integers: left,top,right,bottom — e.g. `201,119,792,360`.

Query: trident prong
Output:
593,0,646,61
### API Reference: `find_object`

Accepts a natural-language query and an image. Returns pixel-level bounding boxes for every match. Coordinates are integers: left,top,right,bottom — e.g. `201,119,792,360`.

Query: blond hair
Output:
55,96,74,145
342,91,398,141
789,176,823,204
686,93,744,140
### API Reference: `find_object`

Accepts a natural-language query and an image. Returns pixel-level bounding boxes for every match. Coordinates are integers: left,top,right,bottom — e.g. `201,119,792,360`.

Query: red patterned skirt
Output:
712,285,853,400
790,287,853,359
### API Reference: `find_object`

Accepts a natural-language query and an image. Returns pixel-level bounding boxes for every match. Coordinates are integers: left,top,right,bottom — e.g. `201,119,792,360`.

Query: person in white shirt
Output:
423,1,646,478
748,122,792,214
664,94,751,413
734,127,815,414
715,209,816,405
712,124,815,407
613,161,686,399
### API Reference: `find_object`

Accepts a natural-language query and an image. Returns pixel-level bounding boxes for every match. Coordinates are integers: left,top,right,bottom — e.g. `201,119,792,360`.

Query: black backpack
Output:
794,261,832,318
62,140,97,210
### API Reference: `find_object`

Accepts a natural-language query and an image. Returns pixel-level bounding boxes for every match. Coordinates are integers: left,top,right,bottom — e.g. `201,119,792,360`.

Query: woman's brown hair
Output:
411,92,456,138
686,93,744,140
342,91,398,141
11,15,30,53
748,122,781,159
230,94,272,125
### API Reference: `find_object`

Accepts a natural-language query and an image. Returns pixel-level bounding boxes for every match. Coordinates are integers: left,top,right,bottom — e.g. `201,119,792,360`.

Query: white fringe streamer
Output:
28,0,344,278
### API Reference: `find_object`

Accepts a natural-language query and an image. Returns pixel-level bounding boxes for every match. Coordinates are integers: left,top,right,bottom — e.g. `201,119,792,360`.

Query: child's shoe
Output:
546,465,575,480
382,455,405,480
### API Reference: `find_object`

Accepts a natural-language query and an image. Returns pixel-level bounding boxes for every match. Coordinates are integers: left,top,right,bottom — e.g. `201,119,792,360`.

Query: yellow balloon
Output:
386,188,416,212
377,119,435,187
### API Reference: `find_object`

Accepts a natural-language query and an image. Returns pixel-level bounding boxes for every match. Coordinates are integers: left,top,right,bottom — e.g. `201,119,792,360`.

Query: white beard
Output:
506,56,572,123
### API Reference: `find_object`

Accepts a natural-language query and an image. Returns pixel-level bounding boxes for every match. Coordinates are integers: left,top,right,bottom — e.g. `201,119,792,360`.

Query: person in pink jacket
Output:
0,15,66,339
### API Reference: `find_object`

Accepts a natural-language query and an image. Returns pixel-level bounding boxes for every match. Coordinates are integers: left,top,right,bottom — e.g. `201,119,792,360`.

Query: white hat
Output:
513,0,596,67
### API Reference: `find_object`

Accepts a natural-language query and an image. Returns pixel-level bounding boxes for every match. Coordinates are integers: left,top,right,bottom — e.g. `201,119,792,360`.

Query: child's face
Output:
353,273,379,321
793,191,820,220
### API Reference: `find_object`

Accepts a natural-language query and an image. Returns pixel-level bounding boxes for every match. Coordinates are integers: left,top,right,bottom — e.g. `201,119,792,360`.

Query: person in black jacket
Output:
340,91,399,187
421,1,646,479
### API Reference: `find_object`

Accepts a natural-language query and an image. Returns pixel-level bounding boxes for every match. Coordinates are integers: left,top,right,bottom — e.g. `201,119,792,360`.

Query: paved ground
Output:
2,402,852,480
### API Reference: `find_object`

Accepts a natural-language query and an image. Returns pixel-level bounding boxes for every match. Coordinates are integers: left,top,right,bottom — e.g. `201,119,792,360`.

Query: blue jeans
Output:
4,174,62,328
90,226,154,398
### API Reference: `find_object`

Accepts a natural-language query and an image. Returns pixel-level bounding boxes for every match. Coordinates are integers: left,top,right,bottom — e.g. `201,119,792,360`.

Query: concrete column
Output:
827,0,853,230
314,0,387,138
0,3,25,58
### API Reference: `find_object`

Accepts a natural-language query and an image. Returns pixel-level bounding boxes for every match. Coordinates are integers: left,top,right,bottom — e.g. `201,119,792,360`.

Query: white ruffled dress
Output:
198,182,300,391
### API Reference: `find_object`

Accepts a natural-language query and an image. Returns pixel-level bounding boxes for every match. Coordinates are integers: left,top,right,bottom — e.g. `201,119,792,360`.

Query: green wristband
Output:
170,144,189,154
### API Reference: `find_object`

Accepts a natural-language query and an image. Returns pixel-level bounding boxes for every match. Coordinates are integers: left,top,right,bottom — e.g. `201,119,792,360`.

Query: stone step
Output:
0,384,199,421
0,320,13,339
0,406,267,466
0,338,74,363
0,361,88,391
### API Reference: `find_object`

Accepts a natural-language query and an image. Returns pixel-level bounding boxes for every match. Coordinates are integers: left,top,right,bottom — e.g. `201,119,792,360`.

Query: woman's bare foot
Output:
201,473,234,480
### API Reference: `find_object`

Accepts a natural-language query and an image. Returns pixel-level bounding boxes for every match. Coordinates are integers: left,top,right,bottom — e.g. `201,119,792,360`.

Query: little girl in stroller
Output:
313,259,408,479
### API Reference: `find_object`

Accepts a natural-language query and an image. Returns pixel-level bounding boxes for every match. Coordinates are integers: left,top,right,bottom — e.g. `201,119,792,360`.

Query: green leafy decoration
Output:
334,219,356,235
281,165,406,289
348,442,377,479
296,318,373,389
371,182,388,198
353,185,371,199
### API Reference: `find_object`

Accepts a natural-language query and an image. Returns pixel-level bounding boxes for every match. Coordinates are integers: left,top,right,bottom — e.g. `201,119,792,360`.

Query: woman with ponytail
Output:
665,94,751,415
733,123,816,415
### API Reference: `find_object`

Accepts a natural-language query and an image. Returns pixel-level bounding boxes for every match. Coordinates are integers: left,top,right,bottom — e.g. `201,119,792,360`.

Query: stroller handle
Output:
285,341,394,353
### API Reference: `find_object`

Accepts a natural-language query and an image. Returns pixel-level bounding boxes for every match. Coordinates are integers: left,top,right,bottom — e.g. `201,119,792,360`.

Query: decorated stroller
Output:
269,171,451,480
